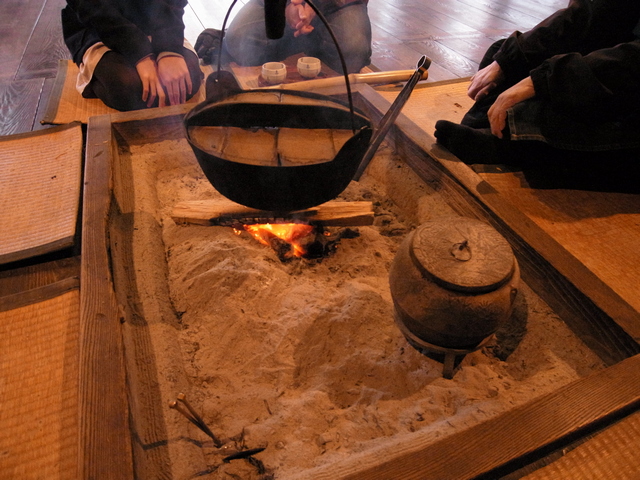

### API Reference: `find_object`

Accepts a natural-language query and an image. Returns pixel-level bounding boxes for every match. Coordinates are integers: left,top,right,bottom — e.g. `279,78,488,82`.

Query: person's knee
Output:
340,32,372,71
183,50,204,99
224,24,273,65
107,72,147,111
91,52,147,111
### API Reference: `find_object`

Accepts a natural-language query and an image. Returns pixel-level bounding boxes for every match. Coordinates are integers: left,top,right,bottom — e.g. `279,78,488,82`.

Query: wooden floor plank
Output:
386,0,520,38
187,0,248,31
16,0,70,81
407,37,480,78
0,78,45,135
488,0,567,24
370,32,437,74
183,4,206,47
0,0,566,133
456,0,548,30
0,0,44,80
33,77,57,130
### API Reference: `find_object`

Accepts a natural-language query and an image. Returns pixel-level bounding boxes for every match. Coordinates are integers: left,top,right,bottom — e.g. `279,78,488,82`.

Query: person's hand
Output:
286,0,315,37
157,55,193,106
487,76,535,138
468,61,505,101
195,28,222,65
135,56,166,107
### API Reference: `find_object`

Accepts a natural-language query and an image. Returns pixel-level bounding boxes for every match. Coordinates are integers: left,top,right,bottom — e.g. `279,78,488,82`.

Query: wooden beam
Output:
171,199,375,226
79,114,133,479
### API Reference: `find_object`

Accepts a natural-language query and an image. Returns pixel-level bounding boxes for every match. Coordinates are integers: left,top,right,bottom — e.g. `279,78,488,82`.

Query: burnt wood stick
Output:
171,199,374,227
169,398,223,447
176,393,224,447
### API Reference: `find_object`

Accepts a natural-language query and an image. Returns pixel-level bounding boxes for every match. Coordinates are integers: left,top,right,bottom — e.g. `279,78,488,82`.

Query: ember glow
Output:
241,223,315,257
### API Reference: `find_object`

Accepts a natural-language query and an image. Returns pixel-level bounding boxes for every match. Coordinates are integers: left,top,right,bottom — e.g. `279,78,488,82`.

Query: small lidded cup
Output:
297,56,321,79
262,62,287,84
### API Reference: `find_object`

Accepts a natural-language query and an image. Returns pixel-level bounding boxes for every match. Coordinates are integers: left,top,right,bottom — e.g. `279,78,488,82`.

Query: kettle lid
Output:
410,216,516,293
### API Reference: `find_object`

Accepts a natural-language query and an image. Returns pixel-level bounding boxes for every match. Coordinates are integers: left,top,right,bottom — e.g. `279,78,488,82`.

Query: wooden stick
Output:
169,395,223,447
171,199,375,227
261,69,429,92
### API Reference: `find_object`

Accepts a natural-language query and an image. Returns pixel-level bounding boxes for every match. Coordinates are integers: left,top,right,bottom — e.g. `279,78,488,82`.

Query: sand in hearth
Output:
120,137,604,479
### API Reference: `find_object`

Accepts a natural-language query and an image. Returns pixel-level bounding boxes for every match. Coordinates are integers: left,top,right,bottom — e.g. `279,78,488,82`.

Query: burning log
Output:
171,199,374,227
241,223,359,261
171,199,368,261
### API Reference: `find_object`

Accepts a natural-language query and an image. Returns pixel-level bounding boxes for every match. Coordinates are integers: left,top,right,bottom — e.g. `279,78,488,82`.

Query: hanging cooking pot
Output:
184,88,373,211
183,0,429,211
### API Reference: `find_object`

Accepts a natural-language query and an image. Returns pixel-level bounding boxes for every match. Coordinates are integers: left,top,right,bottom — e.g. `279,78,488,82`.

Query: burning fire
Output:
237,223,316,258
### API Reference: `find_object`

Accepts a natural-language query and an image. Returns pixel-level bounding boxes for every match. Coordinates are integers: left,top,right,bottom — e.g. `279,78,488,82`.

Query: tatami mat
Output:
523,410,640,480
0,283,79,479
42,59,212,125
0,123,83,265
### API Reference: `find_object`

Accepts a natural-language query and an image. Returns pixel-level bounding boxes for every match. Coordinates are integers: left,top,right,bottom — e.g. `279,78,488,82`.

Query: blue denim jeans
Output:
223,0,372,73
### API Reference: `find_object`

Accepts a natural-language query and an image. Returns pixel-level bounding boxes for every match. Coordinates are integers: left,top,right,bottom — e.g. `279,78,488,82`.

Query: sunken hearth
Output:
109,130,605,480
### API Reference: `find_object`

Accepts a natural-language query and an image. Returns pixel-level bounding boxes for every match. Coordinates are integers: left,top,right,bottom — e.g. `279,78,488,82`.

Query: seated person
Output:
196,0,372,74
61,0,203,111
434,0,640,167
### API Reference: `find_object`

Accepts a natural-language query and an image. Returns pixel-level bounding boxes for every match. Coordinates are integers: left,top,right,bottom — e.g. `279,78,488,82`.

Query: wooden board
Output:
0,123,83,265
188,126,353,166
81,85,640,479
0,78,46,136
171,199,375,226
14,0,70,81
0,0,45,80
374,77,474,130
78,114,133,479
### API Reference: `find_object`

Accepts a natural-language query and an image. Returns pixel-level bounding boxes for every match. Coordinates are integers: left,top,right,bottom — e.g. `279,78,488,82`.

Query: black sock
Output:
434,120,505,164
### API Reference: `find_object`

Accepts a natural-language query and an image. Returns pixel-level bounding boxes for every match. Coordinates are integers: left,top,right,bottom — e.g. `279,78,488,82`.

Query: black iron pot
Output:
184,88,373,212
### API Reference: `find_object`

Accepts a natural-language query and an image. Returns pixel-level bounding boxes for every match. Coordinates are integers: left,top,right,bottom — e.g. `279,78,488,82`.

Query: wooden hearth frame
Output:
80,84,640,479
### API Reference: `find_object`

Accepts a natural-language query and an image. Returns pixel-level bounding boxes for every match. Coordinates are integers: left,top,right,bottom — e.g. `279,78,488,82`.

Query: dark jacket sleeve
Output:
145,0,187,57
494,2,585,78
63,0,186,66
493,0,640,120
532,40,640,120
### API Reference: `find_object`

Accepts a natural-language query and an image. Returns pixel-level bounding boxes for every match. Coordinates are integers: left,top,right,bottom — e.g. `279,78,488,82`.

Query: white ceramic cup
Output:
297,56,321,79
262,62,287,84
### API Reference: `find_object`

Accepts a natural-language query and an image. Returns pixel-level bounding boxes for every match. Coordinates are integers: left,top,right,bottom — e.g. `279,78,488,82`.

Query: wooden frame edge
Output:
79,114,133,478
82,89,640,479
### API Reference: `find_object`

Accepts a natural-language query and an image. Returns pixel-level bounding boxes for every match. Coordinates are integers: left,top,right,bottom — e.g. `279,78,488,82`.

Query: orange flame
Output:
242,223,315,257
